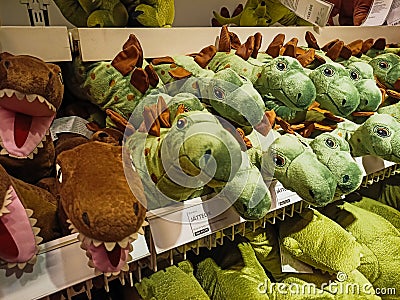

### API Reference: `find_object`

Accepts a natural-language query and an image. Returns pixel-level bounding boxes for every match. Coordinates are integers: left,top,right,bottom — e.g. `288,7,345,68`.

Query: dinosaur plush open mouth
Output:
68,220,145,276
0,88,56,159
0,185,42,269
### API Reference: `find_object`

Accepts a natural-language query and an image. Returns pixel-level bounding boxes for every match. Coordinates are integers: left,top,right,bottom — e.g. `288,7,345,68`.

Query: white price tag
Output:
385,0,400,25
361,0,394,26
148,197,245,254
279,0,333,27
269,181,303,211
50,116,94,141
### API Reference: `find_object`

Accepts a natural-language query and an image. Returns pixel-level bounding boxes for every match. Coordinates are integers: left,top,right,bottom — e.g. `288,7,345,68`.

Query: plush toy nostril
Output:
261,1,266,5
309,189,315,198
4,61,10,69
342,99,347,106
82,212,90,227
203,149,212,163
98,132,109,138
343,174,350,183
297,93,302,100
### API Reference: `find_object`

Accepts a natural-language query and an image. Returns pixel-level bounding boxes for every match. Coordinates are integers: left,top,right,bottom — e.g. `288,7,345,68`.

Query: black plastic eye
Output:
378,61,390,69
213,86,225,99
272,154,286,167
133,202,139,216
374,126,390,137
276,62,287,71
176,118,187,129
323,67,335,77
349,70,360,81
82,212,90,227
325,138,337,148
4,61,10,69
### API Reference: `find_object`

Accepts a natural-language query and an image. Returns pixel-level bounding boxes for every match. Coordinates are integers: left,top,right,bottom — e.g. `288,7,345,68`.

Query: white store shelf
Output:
0,234,150,300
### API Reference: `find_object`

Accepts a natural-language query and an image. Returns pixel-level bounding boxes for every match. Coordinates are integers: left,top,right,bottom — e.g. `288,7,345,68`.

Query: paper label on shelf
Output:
385,0,400,25
148,196,245,254
279,240,314,274
269,181,303,211
50,116,93,141
361,0,393,26
279,0,333,27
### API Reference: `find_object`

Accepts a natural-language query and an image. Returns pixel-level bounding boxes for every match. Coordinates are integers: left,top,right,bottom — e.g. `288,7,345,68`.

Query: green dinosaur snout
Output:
354,79,382,112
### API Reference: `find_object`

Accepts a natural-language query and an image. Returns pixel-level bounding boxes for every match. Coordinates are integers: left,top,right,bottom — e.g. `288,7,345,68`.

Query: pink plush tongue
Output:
85,241,130,273
0,107,54,157
0,186,37,263
14,113,32,148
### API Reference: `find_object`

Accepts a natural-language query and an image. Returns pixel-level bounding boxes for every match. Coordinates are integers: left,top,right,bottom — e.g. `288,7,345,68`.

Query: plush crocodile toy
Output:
127,0,175,27
56,141,147,275
212,0,312,27
261,133,337,207
0,164,60,276
368,53,400,92
123,96,272,219
53,0,129,27
308,132,363,196
0,52,64,183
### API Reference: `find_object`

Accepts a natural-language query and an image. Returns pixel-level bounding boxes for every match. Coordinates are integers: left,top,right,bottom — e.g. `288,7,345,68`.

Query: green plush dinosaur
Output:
245,209,380,299
320,201,400,299
332,113,400,163
308,132,363,196
358,175,400,210
261,133,337,206
125,97,272,219
130,0,175,27
368,53,400,92
136,260,209,299
53,0,129,27
308,61,361,117
212,0,312,27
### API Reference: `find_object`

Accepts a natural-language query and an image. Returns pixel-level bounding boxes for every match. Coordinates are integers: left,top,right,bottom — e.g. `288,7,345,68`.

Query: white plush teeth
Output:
5,89,14,97
7,262,17,268
35,236,43,244
33,148,39,155
29,218,37,226
88,260,95,268
27,153,34,159
17,262,27,270
77,233,85,242
0,149,8,155
32,227,41,236
28,255,37,265
26,94,37,102
37,141,44,149
14,90,25,100
25,209,34,217
138,227,145,235
130,233,138,241
0,90,4,97
117,238,130,249
92,239,102,248
104,242,116,251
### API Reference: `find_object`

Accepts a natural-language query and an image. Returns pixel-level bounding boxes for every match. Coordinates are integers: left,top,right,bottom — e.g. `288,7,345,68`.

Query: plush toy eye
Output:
58,72,63,84
374,126,391,137
276,62,287,71
56,164,63,183
325,138,337,148
300,140,309,148
349,70,360,81
272,153,286,167
176,117,188,129
323,67,335,77
213,86,225,99
378,61,390,69
82,212,90,227
239,75,248,81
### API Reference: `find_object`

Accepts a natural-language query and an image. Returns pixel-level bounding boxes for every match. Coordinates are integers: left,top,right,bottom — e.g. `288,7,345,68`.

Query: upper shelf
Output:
0,26,72,62
72,25,400,61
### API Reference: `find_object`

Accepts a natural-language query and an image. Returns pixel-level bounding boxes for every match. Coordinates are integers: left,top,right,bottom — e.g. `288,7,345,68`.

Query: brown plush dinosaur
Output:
0,52,64,183
56,140,148,276
0,163,61,276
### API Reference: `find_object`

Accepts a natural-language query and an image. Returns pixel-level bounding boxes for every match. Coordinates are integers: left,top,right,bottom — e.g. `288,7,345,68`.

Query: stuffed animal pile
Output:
1,25,400,299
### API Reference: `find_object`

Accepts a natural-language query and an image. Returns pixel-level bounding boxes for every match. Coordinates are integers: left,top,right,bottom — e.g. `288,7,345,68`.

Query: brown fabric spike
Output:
130,68,149,94
283,38,299,50
144,64,159,88
296,49,316,67
373,38,386,50
140,96,171,137
232,4,243,16
275,117,295,134
105,109,136,136
112,44,142,76
236,128,253,149
361,38,374,53
220,7,230,18
283,44,296,58
236,35,255,60
168,67,192,79
151,56,175,65
194,45,217,68
305,31,320,50
254,111,275,136
251,32,263,58
387,89,400,100
351,111,375,117
218,25,231,52
322,39,339,52
266,34,285,58
229,32,242,50
347,40,363,56
175,104,187,119
325,40,344,61
122,34,144,67
339,45,353,60
300,123,315,137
